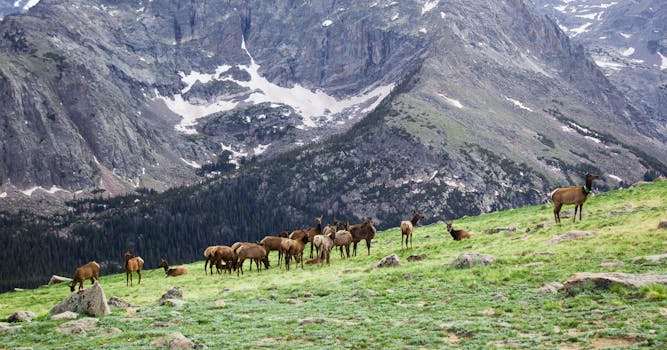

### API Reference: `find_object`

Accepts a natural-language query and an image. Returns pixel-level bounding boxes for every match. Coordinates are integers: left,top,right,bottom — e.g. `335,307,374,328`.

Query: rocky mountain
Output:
0,1,38,19
532,0,667,142
0,0,665,217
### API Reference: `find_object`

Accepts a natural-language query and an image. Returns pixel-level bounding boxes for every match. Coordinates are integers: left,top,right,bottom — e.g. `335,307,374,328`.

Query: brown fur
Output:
159,258,188,277
69,261,100,292
400,211,424,249
284,232,309,270
203,245,222,275
212,245,236,274
349,217,376,256
236,244,269,276
446,222,471,241
260,236,289,268
551,173,599,223
313,226,336,267
333,230,353,259
305,216,323,259
124,251,144,286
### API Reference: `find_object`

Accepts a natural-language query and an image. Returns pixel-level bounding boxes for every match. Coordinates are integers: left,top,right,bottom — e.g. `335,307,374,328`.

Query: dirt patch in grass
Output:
589,336,640,349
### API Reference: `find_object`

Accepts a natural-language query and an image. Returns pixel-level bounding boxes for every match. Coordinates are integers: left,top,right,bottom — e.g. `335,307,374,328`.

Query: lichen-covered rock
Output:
50,282,110,316
50,311,79,320
451,253,496,269
108,296,133,308
7,311,35,323
56,317,99,334
563,272,667,295
548,231,597,244
371,254,401,268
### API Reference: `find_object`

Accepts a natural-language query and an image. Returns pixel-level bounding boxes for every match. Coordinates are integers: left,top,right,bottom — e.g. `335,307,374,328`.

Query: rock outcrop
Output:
49,282,110,316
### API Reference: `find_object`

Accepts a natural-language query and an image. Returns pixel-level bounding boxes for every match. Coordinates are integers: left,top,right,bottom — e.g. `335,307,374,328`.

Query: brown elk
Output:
401,211,424,249
551,173,599,223
284,230,310,270
349,217,377,256
314,225,336,267
260,236,289,267
446,222,471,241
159,258,188,277
69,261,100,292
124,251,144,286
236,244,270,276
306,216,323,259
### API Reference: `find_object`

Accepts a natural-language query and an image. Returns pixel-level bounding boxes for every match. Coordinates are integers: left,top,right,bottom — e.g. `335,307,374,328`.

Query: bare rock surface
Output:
7,311,35,323
564,272,667,295
451,253,496,269
50,282,110,316
371,254,401,268
548,231,597,244
56,317,99,334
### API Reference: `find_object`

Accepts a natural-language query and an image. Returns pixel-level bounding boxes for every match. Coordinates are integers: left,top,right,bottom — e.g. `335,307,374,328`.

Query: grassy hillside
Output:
1,180,666,349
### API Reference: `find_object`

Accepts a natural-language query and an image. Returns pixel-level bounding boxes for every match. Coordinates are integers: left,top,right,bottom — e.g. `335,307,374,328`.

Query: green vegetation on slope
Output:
0,180,666,349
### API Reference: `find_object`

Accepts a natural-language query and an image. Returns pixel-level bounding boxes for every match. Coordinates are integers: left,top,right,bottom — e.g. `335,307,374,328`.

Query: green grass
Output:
1,181,666,349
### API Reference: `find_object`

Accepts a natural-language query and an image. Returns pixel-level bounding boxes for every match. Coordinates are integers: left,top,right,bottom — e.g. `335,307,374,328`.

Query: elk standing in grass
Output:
401,211,424,249
124,251,144,286
69,261,100,292
306,216,323,259
550,173,599,223
349,217,376,256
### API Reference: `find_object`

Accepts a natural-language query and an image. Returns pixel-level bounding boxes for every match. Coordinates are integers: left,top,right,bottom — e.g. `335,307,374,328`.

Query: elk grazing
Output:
313,225,336,267
260,236,289,267
401,211,424,249
446,222,471,241
123,251,144,286
212,245,237,274
69,261,100,292
204,245,220,275
349,217,377,256
306,216,323,259
235,244,269,276
159,258,188,277
550,173,599,223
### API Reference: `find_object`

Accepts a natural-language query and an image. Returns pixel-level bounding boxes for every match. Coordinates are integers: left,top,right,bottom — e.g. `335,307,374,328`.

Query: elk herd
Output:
67,173,599,291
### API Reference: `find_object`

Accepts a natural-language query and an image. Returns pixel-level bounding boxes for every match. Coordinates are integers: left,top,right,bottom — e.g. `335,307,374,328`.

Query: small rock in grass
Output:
539,282,564,295
371,254,401,268
213,300,226,308
658,220,667,229
0,322,22,334
108,296,133,308
302,292,313,298
7,311,35,323
50,311,79,320
451,253,496,269
407,254,428,262
56,317,99,334
548,231,597,244
298,317,325,326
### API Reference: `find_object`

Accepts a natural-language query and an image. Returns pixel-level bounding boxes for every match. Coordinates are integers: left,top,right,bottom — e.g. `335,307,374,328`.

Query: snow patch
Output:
608,174,623,182
391,13,399,21
621,47,635,57
575,12,601,20
0,192,6,198
157,37,394,134
421,0,440,15
180,158,201,168
437,93,463,109
619,32,631,39
569,22,592,37
658,52,667,70
20,0,40,11
20,185,69,197
593,57,624,71
253,144,270,155
419,28,427,34
322,20,333,27
504,96,533,112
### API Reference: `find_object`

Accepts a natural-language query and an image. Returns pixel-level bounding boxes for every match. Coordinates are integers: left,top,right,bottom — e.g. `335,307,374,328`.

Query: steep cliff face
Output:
0,0,665,215
533,0,667,142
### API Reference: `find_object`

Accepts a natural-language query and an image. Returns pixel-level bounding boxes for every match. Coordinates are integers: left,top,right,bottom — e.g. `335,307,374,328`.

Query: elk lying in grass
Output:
124,251,144,286
159,258,188,277
236,244,269,276
401,211,424,249
446,222,470,241
69,261,100,292
349,217,376,256
550,173,599,223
